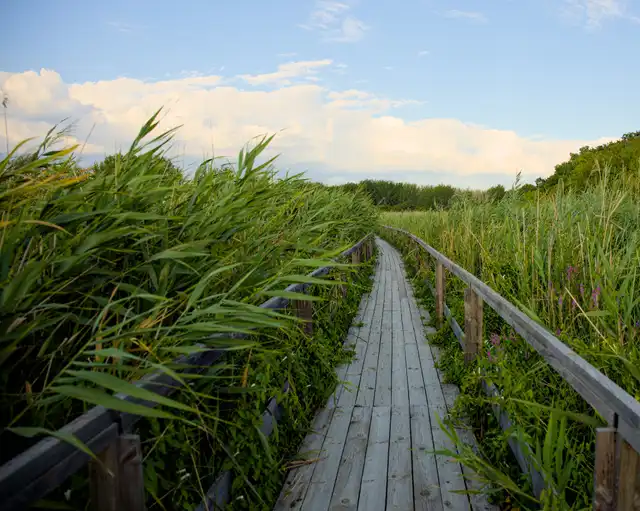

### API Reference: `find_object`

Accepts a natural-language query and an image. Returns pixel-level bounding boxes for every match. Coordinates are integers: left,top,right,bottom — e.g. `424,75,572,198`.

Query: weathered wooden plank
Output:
329,406,373,511
428,386,470,510
332,273,375,409
358,406,391,511
384,226,640,452
273,406,337,510
391,327,410,408
405,335,428,407
374,325,393,406
374,246,393,407
417,337,441,391
303,407,353,511
593,428,616,511
442,385,498,511
387,407,413,510
356,268,385,407
410,405,444,511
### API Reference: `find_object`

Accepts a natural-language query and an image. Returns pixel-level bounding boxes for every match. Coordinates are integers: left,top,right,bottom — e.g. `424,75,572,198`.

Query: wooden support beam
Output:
617,436,640,511
294,299,313,336
594,428,616,511
90,435,145,511
435,262,445,328
118,436,145,511
90,439,119,511
352,246,361,265
463,286,483,364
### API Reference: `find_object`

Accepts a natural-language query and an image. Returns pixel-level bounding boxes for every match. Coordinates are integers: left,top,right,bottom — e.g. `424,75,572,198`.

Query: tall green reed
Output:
0,111,378,509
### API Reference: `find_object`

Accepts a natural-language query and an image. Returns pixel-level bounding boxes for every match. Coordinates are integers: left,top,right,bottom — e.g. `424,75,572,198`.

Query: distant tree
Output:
537,132,640,192
486,184,506,203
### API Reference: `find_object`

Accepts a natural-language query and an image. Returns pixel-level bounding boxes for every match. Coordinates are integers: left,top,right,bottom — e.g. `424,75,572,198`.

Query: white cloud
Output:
418,50,430,57
0,67,614,186
239,60,333,86
562,0,631,27
301,1,369,42
444,10,487,22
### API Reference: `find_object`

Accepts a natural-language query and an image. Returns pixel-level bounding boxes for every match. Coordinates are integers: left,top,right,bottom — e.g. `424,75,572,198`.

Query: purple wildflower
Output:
556,328,562,336
487,349,494,362
571,298,577,310
592,286,601,308
558,296,563,307
579,283,585,298
566,266,577,281
490,333,500,346
635,320,640,330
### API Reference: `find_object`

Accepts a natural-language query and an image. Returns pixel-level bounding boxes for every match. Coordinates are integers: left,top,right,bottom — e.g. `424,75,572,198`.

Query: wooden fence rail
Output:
0,235,374,511
383,226,640,510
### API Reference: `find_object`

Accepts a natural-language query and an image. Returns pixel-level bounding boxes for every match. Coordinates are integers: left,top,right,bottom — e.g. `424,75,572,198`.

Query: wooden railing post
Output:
90,435,145,511
617,437,640,510
294,299,313,336
435,262,445,328
592,427,640,511
463,286,483,363
594,428,616,511
352,245,361,265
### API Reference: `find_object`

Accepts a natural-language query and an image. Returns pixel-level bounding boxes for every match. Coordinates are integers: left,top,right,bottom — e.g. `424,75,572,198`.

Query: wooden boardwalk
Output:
274,238,495,511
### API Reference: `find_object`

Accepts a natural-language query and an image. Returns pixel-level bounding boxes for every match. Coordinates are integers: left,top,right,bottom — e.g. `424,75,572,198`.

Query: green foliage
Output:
0,111,378,509
538,131,640,193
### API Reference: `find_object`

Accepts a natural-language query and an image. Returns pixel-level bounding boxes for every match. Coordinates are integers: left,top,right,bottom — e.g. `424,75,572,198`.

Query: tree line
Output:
332,130,640,210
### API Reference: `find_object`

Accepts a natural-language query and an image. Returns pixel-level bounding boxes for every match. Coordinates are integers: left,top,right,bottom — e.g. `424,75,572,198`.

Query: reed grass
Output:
0,111,378,509
382,174,640,509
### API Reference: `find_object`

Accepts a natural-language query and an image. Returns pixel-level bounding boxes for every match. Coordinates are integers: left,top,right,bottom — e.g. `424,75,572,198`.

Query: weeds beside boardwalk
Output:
0,113,377,509
382,176,640,509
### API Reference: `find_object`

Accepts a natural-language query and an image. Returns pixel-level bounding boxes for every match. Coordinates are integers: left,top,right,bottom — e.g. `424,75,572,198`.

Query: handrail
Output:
383,226,640,454
0,233,374,510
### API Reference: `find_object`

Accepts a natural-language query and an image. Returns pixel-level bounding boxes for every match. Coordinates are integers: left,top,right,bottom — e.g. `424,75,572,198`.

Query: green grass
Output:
380,174,640,510
0,111,378,510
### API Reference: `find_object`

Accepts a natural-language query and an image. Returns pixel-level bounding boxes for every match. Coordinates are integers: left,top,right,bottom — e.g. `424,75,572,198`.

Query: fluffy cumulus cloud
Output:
0,65,612,187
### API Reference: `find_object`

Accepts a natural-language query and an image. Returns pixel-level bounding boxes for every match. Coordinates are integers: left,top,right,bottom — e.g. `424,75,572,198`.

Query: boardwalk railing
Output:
384,226,640,510
0,234,375,511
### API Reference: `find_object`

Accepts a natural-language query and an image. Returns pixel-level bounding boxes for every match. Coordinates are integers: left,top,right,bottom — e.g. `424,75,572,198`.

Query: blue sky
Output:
1,0,639,187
